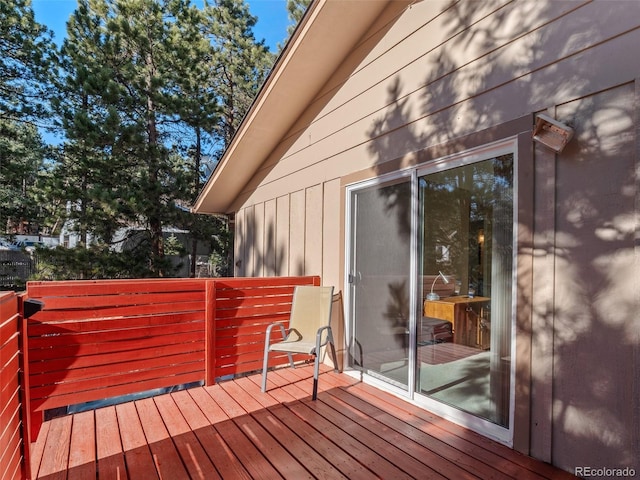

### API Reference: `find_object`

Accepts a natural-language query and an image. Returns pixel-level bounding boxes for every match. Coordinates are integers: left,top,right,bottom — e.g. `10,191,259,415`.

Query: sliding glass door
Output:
347,143,516,438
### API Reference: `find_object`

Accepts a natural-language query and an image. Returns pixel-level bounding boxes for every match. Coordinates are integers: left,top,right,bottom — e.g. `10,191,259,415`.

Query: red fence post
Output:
205,280,216,386
17,294,34,480
1,292,29,480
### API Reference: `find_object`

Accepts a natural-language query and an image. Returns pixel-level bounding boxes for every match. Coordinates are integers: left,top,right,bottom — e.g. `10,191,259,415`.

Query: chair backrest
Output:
288,285,334,340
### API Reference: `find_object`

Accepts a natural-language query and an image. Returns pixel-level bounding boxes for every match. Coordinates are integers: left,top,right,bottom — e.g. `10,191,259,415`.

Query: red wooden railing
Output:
23,276,319,443
207,276,320,383
25,278,206,439
0,291,28,480
1,275,320,479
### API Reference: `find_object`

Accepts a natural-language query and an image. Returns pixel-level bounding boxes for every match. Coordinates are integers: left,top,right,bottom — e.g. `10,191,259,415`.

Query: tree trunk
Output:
146,53,163,275
190,127,202,277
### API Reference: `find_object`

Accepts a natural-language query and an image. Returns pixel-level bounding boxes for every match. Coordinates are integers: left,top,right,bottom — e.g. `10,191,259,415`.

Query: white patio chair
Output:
261,285,339,400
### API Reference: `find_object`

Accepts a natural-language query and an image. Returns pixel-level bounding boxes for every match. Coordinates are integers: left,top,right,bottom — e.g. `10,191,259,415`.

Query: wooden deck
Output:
29,365,575,480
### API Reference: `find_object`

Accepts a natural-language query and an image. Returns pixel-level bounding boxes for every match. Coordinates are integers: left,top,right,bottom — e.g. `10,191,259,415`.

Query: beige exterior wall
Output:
230,0,639,473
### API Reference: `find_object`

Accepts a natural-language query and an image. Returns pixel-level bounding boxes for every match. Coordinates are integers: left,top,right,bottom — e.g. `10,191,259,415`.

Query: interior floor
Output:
370,343,502,424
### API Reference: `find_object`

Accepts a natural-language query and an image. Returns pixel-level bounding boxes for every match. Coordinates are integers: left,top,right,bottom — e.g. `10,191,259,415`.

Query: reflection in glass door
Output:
348,178,412,389
417,154,513,427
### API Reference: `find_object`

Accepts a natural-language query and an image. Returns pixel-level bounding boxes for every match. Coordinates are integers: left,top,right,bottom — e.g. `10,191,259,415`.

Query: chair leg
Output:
262,323,289,393
311,325,339,400
261,338,270,393
312,354,320,401
287,352,295,368
328,339,339,373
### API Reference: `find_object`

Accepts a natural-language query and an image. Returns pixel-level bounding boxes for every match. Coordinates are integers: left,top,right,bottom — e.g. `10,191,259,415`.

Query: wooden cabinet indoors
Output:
424,296,490,349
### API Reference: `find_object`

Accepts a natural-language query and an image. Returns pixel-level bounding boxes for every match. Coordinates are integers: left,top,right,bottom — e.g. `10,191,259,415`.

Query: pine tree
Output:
201,0,273,153
285,0,311,35
53,0,212,276
182,0,273,277
47,0,273,279
0,0,56,124
0,119,49,234
0,0,57,239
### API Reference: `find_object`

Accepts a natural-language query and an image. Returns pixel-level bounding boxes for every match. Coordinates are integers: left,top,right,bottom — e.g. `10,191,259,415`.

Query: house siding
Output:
549,82,638,469
229,0,639,474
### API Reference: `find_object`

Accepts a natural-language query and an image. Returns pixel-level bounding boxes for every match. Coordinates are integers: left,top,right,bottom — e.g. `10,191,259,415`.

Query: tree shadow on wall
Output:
365,0,638,471
234,217,303,277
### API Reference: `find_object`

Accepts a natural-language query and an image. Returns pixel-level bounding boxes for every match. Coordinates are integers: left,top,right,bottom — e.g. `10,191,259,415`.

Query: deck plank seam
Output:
340,381,557,479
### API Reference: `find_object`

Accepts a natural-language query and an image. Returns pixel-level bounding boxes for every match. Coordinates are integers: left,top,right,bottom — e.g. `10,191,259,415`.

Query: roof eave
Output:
192,0,394,215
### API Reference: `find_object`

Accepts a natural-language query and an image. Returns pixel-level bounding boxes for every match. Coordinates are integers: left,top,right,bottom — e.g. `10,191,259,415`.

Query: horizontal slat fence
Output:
25,278,208,438
0,291,26,480
207,276,320,382
23,275,320,441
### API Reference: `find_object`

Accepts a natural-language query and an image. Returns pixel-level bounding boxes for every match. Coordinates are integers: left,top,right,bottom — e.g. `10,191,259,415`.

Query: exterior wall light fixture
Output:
533,113,574,153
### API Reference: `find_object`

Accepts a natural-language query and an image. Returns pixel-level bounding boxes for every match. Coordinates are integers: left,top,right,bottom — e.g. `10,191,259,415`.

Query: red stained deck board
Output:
95,406,128,480
31,366,577,480
152,394,221,480
218,380,266,414
211,383,313,480
36,414,72,480
286,400,414,480
267,402,377,480
67,410,96,480
186,387,229,425
115,402,159,480
29,420,49,478
309,402,440,479
213,418,284,480
326,388,496,479
345,388,519,479
68,411,96,479
315,392,454,479
259,379,299,405
261,365,302,390
171,390,252,480
135,397,190,480
232,376,281,409
234,413,312,480
202,384,248,419
348,381,574,479
255,405,353,480
188,388,284,480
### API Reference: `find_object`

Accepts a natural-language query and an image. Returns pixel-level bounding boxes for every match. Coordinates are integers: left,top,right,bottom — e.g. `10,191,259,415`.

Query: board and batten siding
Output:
230,0,639,474
234,180,341,288
534,81,639,471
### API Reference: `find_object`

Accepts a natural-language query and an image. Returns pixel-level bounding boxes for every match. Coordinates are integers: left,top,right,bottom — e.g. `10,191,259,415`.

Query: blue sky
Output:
31,0,291,52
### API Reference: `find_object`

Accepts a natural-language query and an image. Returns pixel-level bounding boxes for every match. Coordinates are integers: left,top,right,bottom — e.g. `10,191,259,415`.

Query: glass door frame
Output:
344,137,518,445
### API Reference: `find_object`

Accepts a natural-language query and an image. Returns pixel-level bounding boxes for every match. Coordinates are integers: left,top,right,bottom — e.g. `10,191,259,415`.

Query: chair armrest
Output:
314,325,334,354
265,322,288,345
